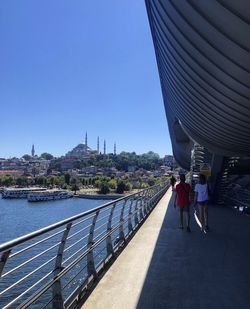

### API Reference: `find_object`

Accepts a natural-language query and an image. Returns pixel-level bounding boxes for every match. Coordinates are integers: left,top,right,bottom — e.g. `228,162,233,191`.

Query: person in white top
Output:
194,174,209,231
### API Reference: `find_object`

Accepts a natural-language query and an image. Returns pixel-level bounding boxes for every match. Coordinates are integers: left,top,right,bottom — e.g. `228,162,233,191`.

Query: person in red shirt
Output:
174,174,192,232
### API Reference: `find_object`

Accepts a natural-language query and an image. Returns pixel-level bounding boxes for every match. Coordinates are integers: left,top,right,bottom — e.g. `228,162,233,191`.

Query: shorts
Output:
198,201,208,206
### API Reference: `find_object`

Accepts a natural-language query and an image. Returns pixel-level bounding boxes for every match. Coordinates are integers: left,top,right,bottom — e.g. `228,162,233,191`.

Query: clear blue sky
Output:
0,0,172,158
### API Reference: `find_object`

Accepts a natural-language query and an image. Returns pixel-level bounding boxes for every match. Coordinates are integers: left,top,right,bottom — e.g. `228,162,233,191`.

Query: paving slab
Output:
83,188,250,309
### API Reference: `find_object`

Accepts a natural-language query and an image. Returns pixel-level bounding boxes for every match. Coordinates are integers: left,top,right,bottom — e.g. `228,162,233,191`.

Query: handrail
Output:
0,195,130,253
0,181,169,308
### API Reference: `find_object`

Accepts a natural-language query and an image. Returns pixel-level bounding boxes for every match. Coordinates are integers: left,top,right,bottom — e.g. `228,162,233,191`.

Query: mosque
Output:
65,132,116,158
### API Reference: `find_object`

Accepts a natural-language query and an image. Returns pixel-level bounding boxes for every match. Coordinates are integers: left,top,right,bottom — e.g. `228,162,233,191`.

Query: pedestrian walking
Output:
194,174,209,232
174,174,192,232
170,175,176,191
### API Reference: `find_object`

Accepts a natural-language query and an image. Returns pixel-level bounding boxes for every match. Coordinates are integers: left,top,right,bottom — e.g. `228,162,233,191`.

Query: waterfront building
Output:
66,139,96,159
66,132,101,159
103,167,118,177
81,165,97,175
115,171,125,178
0,170,23,177
66,143,92,158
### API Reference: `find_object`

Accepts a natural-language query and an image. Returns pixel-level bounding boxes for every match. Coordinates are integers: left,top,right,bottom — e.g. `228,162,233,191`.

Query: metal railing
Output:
0,182,169,308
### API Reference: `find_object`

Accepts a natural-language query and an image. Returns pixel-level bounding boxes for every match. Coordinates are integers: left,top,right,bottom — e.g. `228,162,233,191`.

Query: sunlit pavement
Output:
83,188,250,309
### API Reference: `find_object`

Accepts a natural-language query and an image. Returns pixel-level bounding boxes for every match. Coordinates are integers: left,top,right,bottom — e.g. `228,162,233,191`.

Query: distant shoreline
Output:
76,193,124,200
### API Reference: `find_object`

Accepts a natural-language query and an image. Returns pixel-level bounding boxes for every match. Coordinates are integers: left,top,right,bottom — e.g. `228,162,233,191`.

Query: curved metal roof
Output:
146,0,250,168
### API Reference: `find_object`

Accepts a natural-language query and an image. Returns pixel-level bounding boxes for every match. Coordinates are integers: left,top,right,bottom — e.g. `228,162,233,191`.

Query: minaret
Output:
104,140,106,155
31,144,35,157
85,132,88,147
97,136,100,154
114,142,116,155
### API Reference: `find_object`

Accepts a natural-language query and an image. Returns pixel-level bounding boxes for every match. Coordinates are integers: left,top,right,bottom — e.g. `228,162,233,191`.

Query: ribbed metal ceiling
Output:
146,0,250,167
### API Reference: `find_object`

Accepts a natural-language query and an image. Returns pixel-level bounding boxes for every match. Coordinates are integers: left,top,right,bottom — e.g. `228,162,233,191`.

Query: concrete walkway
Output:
83,188,250,309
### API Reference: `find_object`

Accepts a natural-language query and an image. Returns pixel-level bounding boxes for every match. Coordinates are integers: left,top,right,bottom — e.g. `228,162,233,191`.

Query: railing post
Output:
157,185,162,202
155,186,160,203
145,188,150,214
128,199,134,233
150,188,154,209
87,210,99,278
52,223,72,309
145,189,151,213
106,204,116,256
152,187,157,207
139,192,144,221
0,250,11,278
140,190,146,216
134,194,139,227
147,188,152,210
119,200,127,242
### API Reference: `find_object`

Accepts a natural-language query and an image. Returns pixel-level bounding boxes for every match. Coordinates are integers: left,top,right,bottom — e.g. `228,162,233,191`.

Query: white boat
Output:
28,190,73,202
2,187,46,199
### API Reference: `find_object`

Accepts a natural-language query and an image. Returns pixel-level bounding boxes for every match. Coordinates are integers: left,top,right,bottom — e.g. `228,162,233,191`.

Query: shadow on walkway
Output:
136,193,250,309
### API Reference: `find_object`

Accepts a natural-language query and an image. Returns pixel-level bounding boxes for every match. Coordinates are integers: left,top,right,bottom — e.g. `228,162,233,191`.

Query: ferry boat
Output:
2,187,46,199
28,190,73,202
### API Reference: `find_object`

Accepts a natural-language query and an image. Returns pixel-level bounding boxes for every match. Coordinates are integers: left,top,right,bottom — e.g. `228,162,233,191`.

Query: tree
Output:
108,179,117,189
2,176,14,187
22,154,31,161
71,184,79,195
81,177,87,186
54,176,65,187
40,153,54,160
125,181,132,191
132,181,141,189
137,177,142,188
141,183,149,189
35,176,47,186
116,180,126,194
16,177,28,187
99,182,110,194
70,177,78,185
148,176,157,187
70,177,80,194
94,179,101,188
64,173,71,185
47,176,55,187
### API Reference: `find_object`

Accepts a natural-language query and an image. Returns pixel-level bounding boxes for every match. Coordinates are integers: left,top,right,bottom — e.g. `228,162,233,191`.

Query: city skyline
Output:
0,1,172,158
1,138,171,160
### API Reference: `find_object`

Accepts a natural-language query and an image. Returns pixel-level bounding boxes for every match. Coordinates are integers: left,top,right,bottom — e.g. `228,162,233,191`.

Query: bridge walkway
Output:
82,188,250,309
